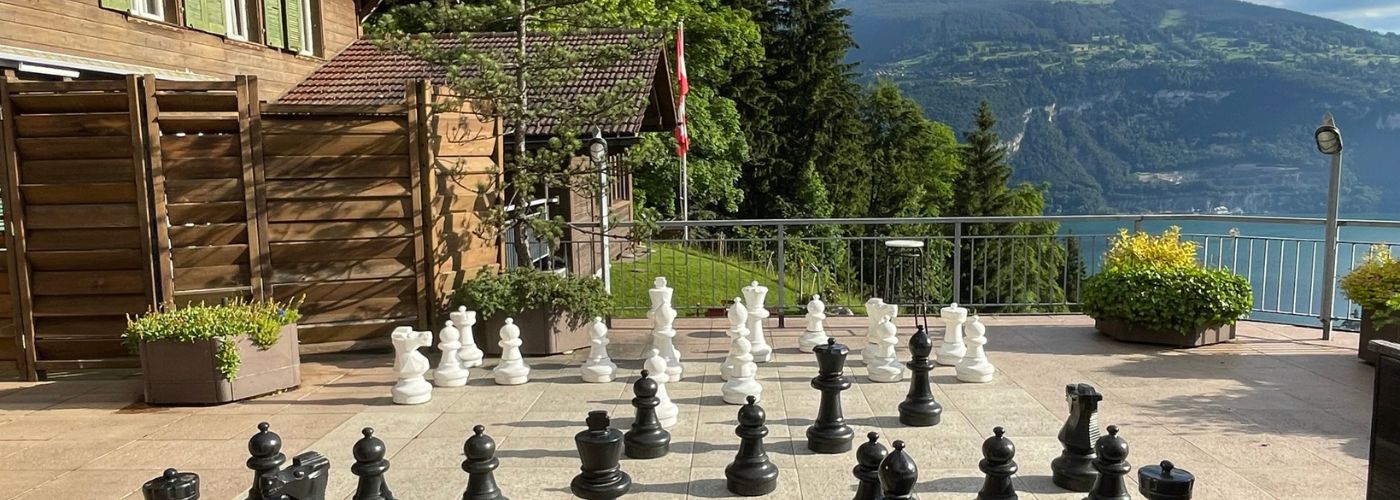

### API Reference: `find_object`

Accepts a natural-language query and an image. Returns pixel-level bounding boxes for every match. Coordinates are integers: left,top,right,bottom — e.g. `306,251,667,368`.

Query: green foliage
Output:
1104,226,1198,272
1082,265,1253,333
1340,245,1400,325
124,299,301,379
453,267,612,327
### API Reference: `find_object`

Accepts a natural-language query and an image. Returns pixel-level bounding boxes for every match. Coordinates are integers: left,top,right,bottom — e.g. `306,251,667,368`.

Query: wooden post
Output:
406,79,432,330
236,76,267,301
141,75,174,307
415,80,439,319
0,80,37,381
246,77,272,301
125,75,161,312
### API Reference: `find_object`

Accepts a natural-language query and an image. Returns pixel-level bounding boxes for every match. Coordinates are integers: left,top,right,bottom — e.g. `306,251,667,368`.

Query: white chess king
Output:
432,320,470,388
648,277,684,380
580,317,618,383
452,306,484,369
956,314,995,383
645,349,680,429
866,315,903,383
492,318,531,385
721,298,749,382
390,327,434,405
799,294,829,353
937,303,968,366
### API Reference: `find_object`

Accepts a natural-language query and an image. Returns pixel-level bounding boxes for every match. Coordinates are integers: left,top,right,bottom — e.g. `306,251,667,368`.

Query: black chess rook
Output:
1052,383,1103,492
571,410,632,500
852,432,887,500
624,369,671,459
1085,426,1132,500
807,338,855,453
1138,460,1194,500
725,395,780,496
879,440,918,500
898,325,943,427
463,425,506,500
351,427,396,500
977,427,1018,500
143,469,200,500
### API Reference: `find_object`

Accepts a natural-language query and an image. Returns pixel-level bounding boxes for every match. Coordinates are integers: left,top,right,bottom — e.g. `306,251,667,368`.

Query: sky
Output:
1252,0,1400,33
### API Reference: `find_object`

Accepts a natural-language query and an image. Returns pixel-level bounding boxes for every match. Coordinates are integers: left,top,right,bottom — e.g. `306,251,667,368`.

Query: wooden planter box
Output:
139,324,301,405
1095,318,1236,348
1360,309,1400,364
476,309,590,356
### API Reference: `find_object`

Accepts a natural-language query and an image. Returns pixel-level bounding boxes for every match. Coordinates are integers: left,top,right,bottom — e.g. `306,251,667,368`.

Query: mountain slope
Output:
847,0,1398,214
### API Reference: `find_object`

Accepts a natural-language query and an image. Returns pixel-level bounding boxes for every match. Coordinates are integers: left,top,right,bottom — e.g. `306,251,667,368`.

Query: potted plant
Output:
454,267,612,355
1081,227,1253,347
125,299,302,405
1340,245,1400,364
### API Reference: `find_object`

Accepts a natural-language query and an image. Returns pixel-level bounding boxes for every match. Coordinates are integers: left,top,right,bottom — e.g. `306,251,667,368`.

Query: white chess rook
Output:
721,298,749,382
645,349,680,429
390,327,434,405
956,315,996,383
721,327,763,404
581,317,618,383
937,303,968,366
433,320,470,388
452,307,484,369
866,315,903,383
742,281,772,363
648,277,685,381
493,318,531,385
799,294,829,353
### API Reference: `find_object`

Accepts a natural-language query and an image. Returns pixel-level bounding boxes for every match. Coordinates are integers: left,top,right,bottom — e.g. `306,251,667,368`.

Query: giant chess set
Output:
139,278,1199,500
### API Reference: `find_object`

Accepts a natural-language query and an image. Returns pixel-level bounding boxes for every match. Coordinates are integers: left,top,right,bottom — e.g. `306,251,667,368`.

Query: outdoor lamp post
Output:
1316,112,1343,341
589,130,612,295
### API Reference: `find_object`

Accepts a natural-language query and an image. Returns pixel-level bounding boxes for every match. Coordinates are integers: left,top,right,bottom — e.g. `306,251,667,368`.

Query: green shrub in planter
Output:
1082,265,1252,334
124,299,301,379
1341,245,1400,326
453,267,613,329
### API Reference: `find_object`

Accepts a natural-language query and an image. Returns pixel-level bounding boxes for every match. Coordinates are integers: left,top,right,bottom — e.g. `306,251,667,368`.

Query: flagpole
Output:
681,153,690,241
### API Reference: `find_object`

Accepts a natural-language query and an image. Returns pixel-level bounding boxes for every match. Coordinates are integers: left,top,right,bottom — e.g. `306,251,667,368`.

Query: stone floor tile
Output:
330,412,440,440
689,466,801,499
16,469,148,500
1235,465,1366,499
1182,434,1332,468
2,439,131,470
419,412,526,440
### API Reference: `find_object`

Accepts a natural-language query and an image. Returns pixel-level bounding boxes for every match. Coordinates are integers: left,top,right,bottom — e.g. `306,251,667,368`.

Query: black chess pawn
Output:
1052,383,1103,492
571,410,632,500
978,427,1018,500
463,425,506,500
352,427,396,500
246,422,286,500
878,440,918,500
1138,460,1193,500
852,432,887,500
725,395,780,496
807,338,855,453
143,469,199,500
1085,425,1131,500
624,369,671,459
898,325,943,427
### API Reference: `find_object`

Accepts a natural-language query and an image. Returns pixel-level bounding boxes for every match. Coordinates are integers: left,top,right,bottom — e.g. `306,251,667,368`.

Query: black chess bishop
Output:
879,440,918,500
852,432,887,500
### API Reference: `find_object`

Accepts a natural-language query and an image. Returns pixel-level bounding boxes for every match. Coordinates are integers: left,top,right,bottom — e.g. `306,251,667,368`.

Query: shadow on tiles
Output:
494,448,578,460
923,475,983,494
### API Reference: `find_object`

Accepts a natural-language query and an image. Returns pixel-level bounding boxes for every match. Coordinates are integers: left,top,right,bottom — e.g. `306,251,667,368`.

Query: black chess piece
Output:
807,338,855,453
878,440,918,500
246,422,286,500
570,410,632,500
1052,383,1103,492
255,451,331,500
143,469,199,500
977,427,1018,500
1138,460,1193,500
463,425,506,500
852,432,887,500
725,395,780,496
624,369,671,459
1085,425,1131,500
898,324,943,427
352,427,396,500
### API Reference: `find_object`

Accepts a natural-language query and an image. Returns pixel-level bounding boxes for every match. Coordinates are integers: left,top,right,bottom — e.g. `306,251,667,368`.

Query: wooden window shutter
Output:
100,0,133,11
284,0,303,51
264,0,286,48
184,0,206,30
204,0,226,34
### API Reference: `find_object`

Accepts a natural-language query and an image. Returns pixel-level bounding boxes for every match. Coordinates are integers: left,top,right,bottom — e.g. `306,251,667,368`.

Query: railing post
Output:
952,222,963,305
1133,217,1143,233
776,224,786,328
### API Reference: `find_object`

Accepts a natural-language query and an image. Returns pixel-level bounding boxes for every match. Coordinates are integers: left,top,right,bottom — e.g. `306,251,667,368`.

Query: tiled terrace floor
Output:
0,315,1374,499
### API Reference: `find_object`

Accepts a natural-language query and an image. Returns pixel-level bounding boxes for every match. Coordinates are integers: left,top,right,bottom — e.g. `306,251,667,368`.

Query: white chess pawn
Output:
644,349,680,429
390,327,434,404
721,298,749,382
492,318,531,385
957,314,995,383
742,281,772,363
867,316,903,383
433,320,469,387
648,277,685,381
863,298,886,367
721,326,763,404
452,307,484,369
799,294,829,353
580,317,617,383
937,303,968,366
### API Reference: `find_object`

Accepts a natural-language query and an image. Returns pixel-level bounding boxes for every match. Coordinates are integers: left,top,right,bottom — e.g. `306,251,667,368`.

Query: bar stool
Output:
885,239,931,327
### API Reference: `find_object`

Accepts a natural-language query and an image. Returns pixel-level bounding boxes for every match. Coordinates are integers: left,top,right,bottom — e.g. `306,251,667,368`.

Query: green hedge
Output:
1082,266,1252,333
453,267,612,327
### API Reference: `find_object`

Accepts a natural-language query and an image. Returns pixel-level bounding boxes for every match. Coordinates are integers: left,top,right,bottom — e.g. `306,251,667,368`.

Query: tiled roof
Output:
279,30,670,136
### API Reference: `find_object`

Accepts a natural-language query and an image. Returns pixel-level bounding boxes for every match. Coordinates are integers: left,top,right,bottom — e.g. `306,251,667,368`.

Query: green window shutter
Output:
264,0,286,48
100,0,132,11
204,0,226,34
184,0,206,30
284,0,303,51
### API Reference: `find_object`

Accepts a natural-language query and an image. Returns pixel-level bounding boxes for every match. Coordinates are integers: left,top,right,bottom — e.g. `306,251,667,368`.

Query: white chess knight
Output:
452,307,484,369
956,314,996,383
390,327,434,405
866,316,903,383
742,281,773,362
644,349,680,429
647,277,685,381
432,320,470,388
862,298,898,367
720,298,749,382
721,321,763,404
937,303,969,366
492,318,531,385
580,317,617,383
799,294,829,353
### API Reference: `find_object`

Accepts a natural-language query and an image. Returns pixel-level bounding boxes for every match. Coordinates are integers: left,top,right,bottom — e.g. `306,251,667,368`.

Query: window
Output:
297,0,315,55
263,0,319,56
225,0,249,40
131,0,165,20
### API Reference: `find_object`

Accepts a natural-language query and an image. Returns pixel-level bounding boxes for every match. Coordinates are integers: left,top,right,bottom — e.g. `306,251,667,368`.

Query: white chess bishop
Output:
742,281,773,362
721,298,749,382
799,294,829,353
580,317,617,383
452,306,484,369
956,314,995,383
647,277,685,380
390,327,434,405
492,318,531,385
937,303,968,366
863,298,897,366
866,315,903,383
432,320,470,387
644,349,680,429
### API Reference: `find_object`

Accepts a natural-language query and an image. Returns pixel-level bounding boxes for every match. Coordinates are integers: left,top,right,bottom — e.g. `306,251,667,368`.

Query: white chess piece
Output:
433,320,469,387
799,294,829,353
721,324,763,404
452,307,484,369
721,298,749,382
862,298,886,367
580,317,618,383
937,303,968,366
644,349,680,429
742,281,772,363
492,318,531,385
648,277,685,380
957,314,995,383
390,327,434,404
866,316,903,383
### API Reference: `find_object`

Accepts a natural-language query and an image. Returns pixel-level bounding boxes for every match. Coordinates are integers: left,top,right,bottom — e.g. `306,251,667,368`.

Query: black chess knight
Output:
725,395,780,496
807,338,855,453
1085,426,1132,500
570,410,632,500
462,425,506,500
898,324,943,427
1052,383,1103,492
852,432,887,500
624,369,671,459
977,427,1018,500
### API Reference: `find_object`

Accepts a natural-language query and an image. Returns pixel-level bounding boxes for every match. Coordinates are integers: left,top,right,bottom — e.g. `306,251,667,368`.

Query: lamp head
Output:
588,129,608,164
1315,112,1343,155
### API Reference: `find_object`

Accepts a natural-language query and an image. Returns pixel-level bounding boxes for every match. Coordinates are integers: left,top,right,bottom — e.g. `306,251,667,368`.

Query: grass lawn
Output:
612,244,812,318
